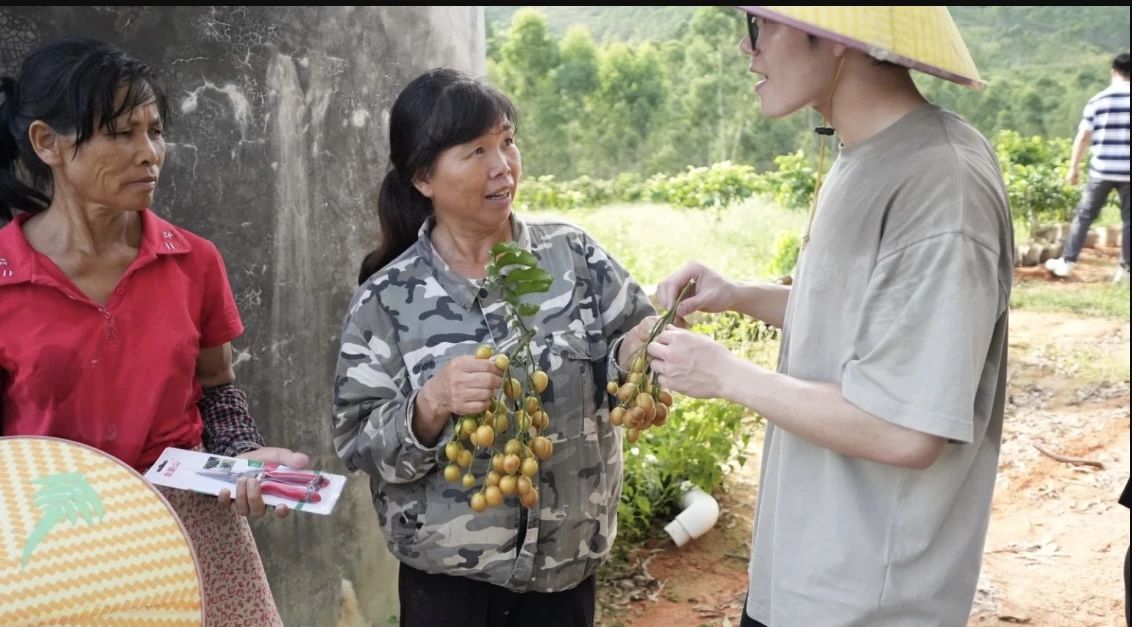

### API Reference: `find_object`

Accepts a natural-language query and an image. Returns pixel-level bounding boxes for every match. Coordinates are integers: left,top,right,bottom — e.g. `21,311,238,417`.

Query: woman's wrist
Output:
615,337,635,378
412,381,449,445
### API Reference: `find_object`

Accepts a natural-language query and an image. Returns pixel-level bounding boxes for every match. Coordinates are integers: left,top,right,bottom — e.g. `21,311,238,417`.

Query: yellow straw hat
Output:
0,436,203,625
737,6,984,89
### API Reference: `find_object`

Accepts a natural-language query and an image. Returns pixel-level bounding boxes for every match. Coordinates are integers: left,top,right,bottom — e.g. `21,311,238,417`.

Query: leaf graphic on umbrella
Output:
21,472,105,568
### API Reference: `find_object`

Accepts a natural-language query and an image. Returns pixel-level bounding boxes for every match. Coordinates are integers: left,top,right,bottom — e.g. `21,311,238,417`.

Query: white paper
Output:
143,447,346,516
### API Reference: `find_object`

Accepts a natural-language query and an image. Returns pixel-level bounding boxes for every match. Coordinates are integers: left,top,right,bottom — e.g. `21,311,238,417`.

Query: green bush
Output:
696,311,780,359
516,174,613,211
994,130,1077,226
616,396,749,547
523,130,1088,238
765,230,801,279
646,161,763,210
566,174,614,208
614,313,776,554
517,174,573,211
517,154,823,213
611,171,645,203
757,149,816,210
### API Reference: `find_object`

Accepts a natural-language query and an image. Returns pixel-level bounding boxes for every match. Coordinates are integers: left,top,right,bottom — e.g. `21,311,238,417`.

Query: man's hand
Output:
646,327,740,399
1066,165,1080,187
655,262,736,327
217,446,312,519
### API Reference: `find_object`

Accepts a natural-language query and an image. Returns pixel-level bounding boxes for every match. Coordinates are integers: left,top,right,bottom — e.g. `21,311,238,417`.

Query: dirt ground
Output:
599,245,1131,627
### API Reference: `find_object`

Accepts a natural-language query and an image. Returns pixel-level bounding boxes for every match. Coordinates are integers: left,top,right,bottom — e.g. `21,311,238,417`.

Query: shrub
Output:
994,130,1077,225
757,149,816,210
613,313,777,553
644,161,762,210
616,396,749,547
765,230,801,279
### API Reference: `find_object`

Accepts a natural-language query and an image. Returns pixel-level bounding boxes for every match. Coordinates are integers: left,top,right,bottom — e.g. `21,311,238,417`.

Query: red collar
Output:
0,208,190,287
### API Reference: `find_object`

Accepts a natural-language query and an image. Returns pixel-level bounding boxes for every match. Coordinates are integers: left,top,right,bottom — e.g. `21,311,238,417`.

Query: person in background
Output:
1045,52,1130,282
637,7,1013,626
1122,476,1131,626
332,67,654,627
0,37,307,625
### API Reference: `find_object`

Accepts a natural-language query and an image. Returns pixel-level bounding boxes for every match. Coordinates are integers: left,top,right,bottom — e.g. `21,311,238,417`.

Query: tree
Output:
490,9,562,176
585,42,666,173
554,26,601,178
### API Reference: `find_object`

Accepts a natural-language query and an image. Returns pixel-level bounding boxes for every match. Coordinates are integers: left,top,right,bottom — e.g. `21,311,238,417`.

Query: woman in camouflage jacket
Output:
332,68,654,626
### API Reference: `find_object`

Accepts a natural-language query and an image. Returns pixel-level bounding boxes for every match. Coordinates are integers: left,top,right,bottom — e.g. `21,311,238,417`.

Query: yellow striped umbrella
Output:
0,436,203,625
738,6,983,88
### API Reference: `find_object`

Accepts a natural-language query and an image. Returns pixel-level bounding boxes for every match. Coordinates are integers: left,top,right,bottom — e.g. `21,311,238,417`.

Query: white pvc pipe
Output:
664,486,720,547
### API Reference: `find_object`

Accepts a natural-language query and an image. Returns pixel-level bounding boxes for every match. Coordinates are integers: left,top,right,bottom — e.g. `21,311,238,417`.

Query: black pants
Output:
398,562,596,627
1062,176,1130,267
739,597,769,627
1125,544,1131,627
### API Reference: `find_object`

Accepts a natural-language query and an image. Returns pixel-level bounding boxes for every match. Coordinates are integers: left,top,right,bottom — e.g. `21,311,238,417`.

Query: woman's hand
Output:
414,356,503,446
218,446,312,519
619,315,660,372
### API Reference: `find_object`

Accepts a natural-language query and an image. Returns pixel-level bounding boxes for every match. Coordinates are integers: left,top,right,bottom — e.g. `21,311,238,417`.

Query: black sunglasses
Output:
746,14,760,48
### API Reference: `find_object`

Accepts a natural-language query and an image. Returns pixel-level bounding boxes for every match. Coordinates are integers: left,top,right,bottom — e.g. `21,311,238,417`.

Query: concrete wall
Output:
0,7,485,625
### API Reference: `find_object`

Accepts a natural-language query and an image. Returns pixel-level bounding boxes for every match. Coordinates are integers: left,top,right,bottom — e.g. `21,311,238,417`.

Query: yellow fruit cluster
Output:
606,280,696,444
442,344,553,512
607,353,675,444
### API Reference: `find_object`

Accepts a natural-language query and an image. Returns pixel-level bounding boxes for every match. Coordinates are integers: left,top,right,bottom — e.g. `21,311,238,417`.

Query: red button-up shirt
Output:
0,209,244,471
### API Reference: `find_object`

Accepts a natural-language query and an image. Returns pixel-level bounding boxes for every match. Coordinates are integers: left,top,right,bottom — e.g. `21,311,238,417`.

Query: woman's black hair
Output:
0,37,170,223
356,67,517,285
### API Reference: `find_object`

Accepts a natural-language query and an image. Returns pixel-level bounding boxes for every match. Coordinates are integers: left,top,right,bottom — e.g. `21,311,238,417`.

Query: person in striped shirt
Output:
1046,52,1130,282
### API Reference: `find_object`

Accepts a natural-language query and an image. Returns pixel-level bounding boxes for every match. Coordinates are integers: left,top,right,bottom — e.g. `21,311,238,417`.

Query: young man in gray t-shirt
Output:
637,7,1012,627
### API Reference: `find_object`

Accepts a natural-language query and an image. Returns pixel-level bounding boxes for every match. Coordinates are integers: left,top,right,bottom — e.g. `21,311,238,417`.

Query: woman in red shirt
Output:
0,37,303,625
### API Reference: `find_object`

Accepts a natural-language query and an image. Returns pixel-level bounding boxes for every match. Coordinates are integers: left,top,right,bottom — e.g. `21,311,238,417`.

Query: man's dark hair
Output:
1114,53,1130,78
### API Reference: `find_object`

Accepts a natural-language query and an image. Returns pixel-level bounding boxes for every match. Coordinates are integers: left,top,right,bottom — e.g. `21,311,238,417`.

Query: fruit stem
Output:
628,279,697,364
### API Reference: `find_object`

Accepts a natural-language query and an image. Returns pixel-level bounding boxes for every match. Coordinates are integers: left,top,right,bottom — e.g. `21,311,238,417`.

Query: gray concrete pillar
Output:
0,6,485,625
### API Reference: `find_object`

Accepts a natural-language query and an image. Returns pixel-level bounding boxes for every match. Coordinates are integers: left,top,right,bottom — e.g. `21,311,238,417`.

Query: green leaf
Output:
22,472,105,568
21,509,62,568
489,242,514,256
75,481,107,522
516,302,541,317
61,499,79,524
503,268,554,295
504,267,552,283
490,243,539,270
512,281,554,297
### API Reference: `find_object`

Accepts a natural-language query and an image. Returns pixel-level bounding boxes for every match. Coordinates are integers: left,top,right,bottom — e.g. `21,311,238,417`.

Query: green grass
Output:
1024,340,1130,383
524,198,808,286
1010,280,1130,319
524,199,1127,320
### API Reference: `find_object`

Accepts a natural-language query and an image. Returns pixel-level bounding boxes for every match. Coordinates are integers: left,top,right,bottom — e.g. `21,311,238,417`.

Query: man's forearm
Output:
1070,129,1091,170
721,359,944,468
732,282,790,328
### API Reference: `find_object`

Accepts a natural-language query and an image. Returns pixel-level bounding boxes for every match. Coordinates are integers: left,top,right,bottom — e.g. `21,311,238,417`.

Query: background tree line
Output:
484,6,1131,180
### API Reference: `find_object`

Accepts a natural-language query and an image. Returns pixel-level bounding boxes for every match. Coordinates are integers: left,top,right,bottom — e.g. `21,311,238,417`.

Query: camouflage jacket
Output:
332,216,653,593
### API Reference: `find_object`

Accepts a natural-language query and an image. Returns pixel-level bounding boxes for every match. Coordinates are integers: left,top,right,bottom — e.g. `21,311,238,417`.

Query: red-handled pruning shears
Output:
195,467,328,503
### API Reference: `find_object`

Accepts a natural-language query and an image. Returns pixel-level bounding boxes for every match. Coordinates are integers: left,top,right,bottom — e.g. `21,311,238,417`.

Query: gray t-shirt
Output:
747,104,1013,626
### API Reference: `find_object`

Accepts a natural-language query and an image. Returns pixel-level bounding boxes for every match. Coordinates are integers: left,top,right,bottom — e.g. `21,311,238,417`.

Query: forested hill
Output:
482,6,1131,178
485,6,1130,68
